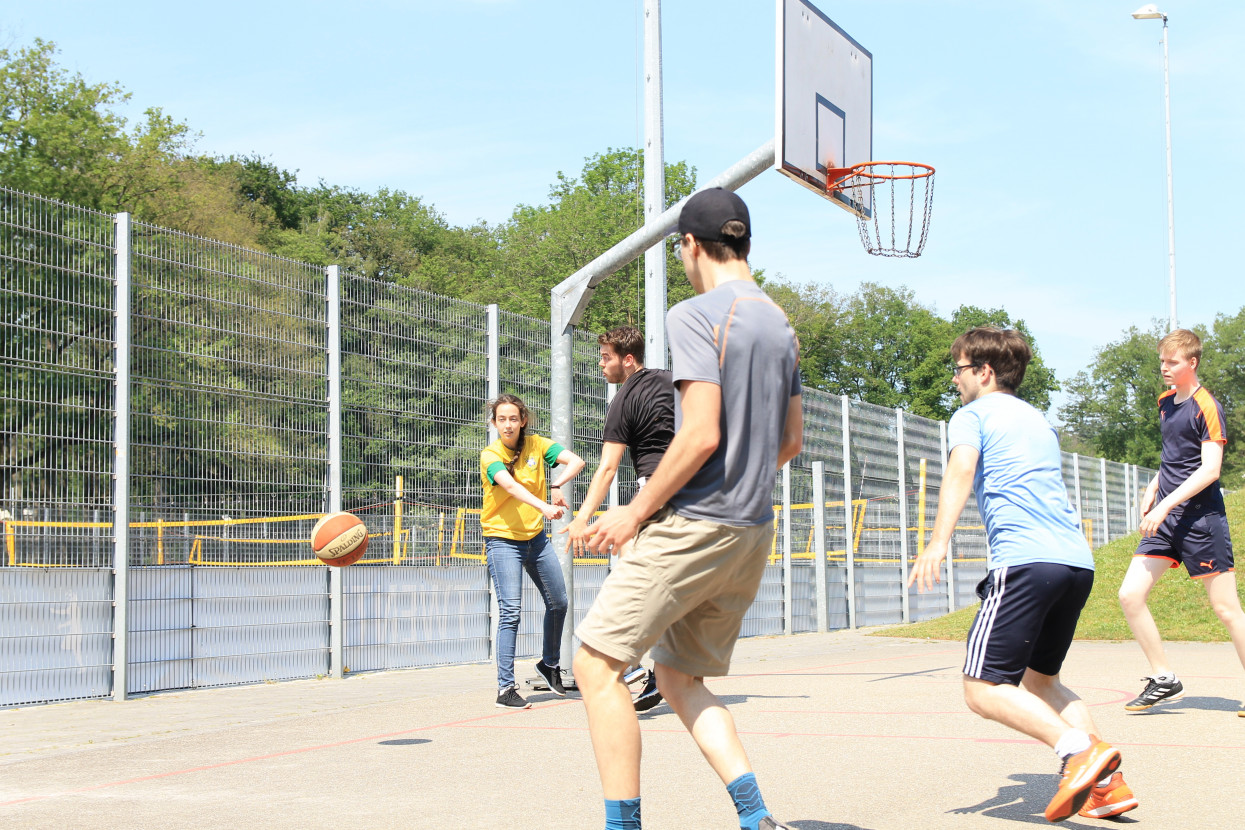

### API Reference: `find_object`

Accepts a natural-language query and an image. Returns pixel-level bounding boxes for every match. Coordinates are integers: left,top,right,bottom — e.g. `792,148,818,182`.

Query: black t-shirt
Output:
602,368,675,479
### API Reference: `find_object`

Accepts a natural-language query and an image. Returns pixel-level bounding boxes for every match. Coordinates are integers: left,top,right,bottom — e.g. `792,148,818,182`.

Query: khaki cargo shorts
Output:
576,506,773,678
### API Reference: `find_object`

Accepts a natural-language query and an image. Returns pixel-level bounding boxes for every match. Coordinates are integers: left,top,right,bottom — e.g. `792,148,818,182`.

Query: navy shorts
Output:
1134,509,1235,578
963,563,1094,685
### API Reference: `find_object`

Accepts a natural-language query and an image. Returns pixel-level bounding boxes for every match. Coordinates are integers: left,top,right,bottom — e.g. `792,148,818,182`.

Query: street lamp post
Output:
1132,4,1177,333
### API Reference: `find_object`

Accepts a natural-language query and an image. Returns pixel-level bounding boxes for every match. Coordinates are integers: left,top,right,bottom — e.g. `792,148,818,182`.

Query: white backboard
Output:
775,0,873,217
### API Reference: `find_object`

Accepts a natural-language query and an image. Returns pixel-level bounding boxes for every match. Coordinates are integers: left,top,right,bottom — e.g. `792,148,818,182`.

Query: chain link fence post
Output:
896,408,910,624
111,212,132,701
812,461,828,632
326,265,344,678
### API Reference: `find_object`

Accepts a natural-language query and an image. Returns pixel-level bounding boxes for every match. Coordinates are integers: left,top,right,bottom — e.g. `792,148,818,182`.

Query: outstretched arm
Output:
908,444,978,592
547,448,586,508
561,441,625,555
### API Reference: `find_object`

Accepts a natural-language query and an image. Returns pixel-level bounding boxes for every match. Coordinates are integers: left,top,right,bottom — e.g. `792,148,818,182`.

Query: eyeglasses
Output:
671,235,683,255
952,362,982,377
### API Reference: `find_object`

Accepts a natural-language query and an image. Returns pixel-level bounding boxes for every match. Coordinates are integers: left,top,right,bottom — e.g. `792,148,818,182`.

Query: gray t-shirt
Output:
666,280,801,526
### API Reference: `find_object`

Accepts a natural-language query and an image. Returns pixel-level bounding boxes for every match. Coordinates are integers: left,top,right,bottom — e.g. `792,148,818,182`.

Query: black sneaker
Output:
495,685,531,709
633,670,664,712
758,817,791,830
1124,676,1184,711
534,660,566,697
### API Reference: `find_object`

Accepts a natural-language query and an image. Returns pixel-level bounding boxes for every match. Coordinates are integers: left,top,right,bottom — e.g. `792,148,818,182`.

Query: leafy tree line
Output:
0,39,1060,422
11,35,1235,525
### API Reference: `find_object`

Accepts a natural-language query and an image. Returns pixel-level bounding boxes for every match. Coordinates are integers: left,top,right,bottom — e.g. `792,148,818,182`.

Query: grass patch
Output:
878,490,1245,642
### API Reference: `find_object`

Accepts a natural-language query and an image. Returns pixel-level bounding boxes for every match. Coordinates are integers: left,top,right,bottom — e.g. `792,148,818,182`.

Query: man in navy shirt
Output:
1118,329,1245,717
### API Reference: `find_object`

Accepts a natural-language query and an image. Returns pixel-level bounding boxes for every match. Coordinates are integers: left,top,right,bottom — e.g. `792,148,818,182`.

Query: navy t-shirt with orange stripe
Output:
1156,386,1228,514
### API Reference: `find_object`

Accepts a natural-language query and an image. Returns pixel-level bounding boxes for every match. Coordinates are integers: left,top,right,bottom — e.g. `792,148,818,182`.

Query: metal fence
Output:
1,186,1155,706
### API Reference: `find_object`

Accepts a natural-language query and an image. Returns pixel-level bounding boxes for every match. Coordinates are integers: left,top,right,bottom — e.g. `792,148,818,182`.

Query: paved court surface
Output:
3,629,1243,829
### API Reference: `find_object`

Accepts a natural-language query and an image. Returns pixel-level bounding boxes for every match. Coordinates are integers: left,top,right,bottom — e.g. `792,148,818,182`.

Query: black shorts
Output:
1134,509,1235,578
964,563,1094,686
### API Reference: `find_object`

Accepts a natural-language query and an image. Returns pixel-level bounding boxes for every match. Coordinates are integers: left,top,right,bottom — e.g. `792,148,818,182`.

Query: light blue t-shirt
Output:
946,393,1092,570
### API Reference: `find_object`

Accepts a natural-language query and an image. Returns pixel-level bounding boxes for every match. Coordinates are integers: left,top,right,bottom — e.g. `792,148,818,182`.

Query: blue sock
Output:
604,797,642,830
727,772,771,830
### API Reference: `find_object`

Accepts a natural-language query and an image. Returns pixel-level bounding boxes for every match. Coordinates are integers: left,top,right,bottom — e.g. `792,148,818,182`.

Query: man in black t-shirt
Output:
563,325,674,711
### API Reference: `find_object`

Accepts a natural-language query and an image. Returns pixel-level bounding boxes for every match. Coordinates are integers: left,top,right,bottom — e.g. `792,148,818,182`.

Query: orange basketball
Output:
310,511,368,567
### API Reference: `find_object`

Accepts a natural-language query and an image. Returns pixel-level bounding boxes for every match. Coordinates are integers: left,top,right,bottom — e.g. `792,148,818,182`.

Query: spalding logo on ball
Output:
310,511,368,567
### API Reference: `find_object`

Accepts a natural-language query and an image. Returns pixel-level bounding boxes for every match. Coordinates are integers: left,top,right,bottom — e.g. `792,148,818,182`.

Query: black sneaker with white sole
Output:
633,670,663,712
758,816,791,830
1124,676,1184,711
534,660,566,696
495,685,531,709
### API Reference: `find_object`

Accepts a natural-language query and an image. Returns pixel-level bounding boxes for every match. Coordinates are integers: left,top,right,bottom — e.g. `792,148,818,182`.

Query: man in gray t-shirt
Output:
575,188,803,830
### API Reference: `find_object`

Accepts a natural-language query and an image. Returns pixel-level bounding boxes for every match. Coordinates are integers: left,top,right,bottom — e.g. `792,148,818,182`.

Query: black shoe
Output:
758,817,791,830
495,685,531,709
535,660,566,696
1124,676,1184,711
633,670,663,712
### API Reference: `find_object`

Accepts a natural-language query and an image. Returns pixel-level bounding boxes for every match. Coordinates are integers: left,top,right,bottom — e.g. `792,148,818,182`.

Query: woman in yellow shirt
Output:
480,394,585,709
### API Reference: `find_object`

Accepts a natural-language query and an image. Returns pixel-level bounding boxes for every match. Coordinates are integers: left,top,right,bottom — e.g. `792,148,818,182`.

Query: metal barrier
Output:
1,185,1155,707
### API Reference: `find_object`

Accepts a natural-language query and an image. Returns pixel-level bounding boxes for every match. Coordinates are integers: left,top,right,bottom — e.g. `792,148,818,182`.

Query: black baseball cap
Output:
677,187,751,241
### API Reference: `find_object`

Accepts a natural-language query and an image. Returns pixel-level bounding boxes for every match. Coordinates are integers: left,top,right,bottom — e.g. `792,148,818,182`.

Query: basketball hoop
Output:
827,162,935,258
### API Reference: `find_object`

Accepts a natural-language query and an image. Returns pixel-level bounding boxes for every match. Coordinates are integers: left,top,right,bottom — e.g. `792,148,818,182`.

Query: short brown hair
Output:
695,220,751,263
598,326,645,364
951,327,1032,393
1158,328,1202,364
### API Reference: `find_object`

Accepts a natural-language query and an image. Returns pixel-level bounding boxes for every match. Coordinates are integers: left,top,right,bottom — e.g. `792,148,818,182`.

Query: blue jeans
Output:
485,532,568,689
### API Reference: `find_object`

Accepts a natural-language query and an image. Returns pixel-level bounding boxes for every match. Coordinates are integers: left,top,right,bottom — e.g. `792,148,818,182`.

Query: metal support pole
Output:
486,304,500,662
486,304,500,444
811,461,828,632
1161,18,1177,331
1105,455,1115,545
111,212,132,701
781,462,793,635
326,265,344,678
841,397,856,629
550,302,576,669
940,420,955,613
643,0,668,370
896,409,910,624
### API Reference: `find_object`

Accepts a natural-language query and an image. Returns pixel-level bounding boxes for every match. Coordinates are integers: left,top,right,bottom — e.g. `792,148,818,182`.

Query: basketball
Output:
310,511,368,567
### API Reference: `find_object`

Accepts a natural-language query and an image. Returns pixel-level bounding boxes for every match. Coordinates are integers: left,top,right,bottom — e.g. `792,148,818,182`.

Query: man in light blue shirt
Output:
909,327,1136,822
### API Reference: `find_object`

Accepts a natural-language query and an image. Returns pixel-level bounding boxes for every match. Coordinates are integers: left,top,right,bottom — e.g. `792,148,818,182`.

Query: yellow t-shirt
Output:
479,434,565,540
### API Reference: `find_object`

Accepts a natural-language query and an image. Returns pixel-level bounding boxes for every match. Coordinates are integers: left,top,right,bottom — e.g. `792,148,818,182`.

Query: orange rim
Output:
828,161,935,190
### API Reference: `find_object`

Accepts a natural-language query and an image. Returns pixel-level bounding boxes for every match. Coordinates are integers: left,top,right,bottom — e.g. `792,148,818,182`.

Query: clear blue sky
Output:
4,1,1241,413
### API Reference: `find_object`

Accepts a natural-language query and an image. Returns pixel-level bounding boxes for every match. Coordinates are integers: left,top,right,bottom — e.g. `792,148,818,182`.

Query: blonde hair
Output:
1158,329,1202,364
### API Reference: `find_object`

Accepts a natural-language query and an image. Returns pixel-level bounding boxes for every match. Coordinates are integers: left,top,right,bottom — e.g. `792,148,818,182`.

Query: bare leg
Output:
1202,572,1245,673
1119,557,1174,674
655,663,751,785
962,676,1074,748
574,644,640,799
1022,669,1099,737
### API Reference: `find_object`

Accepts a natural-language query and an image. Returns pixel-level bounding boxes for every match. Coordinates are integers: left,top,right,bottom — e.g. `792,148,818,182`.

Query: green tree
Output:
948,305,1060,411
0,39,195,214
1059,325,1166,467
1197,309,1245,486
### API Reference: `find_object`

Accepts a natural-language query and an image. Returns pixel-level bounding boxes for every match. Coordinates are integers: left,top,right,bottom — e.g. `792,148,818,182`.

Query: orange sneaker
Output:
1044,740,1122,822
1077,771,1138,819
